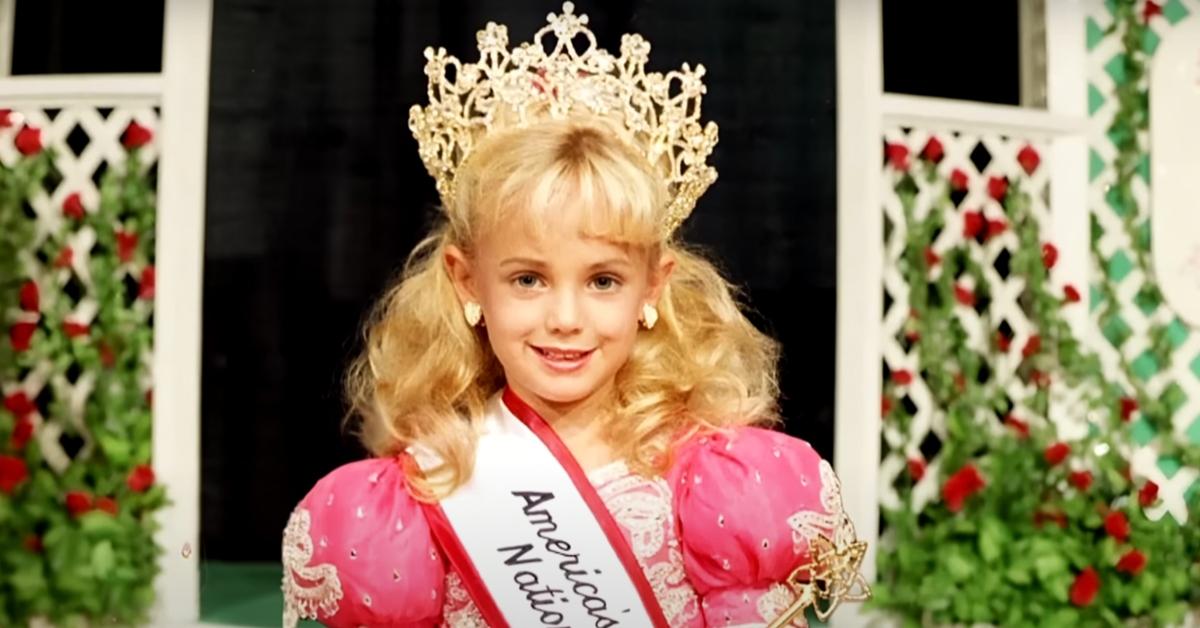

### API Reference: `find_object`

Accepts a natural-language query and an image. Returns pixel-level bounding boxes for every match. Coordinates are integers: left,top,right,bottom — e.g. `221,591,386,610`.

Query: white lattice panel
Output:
0,105,158,473
1085,0,1200,523
879,128,1056,512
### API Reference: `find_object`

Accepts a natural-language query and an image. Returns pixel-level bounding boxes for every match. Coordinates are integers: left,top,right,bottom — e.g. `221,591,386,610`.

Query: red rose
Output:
139,265,156,300
907,458,926,481
954,284,976,307
891,370,913,386
15,125,42,156
10,322,36,352
0,455,29,494
11,417,34,450
1143,0,1163,22
4,391,35,418
0,109,12,128
1116,549,1147,575
985,218,1008,240
905,330,920,344
53,246,73,269
63,321,90,339
924,247,941,267
987,176,1008,201
1031,369,1051,388
123,121,153,150
1063,284,1081,303
1042,243,1059,269
1070,567,1100,606
127,464,156,493
100,342,116,368
19,280,39,312
1022,334,1041,358
950,168,969,191
1045,442,1070,466
942,464,985,513
1119,397,1138,422
953,372,966,392
1005,415,1030,438
962,211,984,238
886,143,910,171
145,388,153,408
996,331,1012,352
881,395,893,417
96,496,119,515
65,490,93,516
1069,470,1093,491
1139,481,1159,507
116,230,139,263
22,534,43,554
1104,511,1130,542
63,193,86,220
1034,510,1068,529
1017,145,1041,175
920,137,944,162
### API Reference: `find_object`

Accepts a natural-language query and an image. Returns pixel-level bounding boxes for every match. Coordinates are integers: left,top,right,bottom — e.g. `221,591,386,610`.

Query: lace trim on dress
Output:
281,507,344,628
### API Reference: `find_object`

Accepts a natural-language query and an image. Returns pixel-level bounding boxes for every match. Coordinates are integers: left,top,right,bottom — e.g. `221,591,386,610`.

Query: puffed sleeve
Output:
670,427,864,627
281,457,446,627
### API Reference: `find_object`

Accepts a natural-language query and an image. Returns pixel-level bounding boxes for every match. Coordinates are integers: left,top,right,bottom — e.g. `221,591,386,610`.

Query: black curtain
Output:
202,0,837,561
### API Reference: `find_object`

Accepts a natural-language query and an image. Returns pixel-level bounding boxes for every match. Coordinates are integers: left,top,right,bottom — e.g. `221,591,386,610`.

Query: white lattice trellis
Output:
1086,0,1200,524
877,128,1080,513
1,105,159,475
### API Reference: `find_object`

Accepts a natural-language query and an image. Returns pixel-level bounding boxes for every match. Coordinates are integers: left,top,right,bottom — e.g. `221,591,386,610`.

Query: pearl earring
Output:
641,303,658,330
463,302,482,327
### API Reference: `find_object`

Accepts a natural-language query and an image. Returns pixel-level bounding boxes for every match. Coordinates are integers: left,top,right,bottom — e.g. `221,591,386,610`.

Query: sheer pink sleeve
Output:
671,427,853,627
281,457,446,627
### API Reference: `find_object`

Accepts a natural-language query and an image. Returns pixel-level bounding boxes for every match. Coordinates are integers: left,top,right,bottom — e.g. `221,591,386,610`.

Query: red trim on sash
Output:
501,387,672,628
406,455,511,628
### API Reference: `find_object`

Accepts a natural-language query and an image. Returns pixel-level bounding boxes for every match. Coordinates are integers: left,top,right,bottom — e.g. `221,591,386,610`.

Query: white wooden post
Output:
153,0,213,625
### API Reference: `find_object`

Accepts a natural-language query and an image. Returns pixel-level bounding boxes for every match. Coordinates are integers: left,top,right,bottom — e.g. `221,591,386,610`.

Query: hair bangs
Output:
465,121,666,247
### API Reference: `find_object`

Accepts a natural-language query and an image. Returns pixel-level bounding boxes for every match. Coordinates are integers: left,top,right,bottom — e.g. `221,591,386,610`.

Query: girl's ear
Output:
646,251,676,304
444,244,479,305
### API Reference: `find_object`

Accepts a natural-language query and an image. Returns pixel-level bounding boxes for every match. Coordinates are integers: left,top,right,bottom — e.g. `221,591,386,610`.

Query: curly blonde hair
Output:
344,115,781,499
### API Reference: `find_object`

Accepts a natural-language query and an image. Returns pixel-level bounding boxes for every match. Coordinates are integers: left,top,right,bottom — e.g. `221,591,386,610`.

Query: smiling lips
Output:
532,345,594,372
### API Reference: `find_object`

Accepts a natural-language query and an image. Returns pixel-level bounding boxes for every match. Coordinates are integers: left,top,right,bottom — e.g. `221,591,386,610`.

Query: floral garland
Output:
0,110,166,626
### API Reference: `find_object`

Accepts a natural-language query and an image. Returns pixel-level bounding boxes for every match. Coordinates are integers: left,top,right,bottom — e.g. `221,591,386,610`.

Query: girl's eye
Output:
592,275,621,290
514,274,542,289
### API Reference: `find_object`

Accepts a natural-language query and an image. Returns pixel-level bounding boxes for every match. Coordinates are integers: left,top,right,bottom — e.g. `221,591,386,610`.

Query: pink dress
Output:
281,427,853,627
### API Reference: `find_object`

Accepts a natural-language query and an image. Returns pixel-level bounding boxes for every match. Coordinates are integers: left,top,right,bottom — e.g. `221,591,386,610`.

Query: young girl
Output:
281,4,868,627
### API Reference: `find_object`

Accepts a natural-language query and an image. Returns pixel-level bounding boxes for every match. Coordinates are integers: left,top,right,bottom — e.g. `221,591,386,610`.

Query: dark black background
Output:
10,0,1019,562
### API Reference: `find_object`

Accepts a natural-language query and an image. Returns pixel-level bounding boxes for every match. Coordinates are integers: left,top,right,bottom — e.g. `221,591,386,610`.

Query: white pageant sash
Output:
411,389,668,628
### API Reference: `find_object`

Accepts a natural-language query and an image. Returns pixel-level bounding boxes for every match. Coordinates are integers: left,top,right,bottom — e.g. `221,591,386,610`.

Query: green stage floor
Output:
199,561,319,627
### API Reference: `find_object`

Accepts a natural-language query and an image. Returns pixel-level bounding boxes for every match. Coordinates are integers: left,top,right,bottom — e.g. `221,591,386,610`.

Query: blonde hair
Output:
344,115,781,499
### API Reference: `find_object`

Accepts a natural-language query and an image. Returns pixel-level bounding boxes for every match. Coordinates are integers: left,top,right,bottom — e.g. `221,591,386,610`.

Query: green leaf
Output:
1034,553,1068,582
78,511,121,536
979,517,1008,563
944,549,974,582
90,540,114,578
1005,562,1032,585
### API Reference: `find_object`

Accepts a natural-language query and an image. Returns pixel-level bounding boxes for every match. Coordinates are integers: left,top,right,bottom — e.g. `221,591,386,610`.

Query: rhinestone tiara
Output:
408,2,719,234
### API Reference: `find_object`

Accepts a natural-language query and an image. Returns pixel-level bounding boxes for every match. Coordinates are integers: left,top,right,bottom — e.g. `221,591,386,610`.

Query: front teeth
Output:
541,349,584,360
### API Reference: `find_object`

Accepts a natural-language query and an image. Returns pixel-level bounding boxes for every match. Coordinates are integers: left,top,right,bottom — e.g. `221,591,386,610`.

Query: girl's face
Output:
447,216,672,420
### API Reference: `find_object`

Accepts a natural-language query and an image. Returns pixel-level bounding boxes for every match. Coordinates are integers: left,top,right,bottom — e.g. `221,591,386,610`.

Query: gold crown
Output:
408,2,718,234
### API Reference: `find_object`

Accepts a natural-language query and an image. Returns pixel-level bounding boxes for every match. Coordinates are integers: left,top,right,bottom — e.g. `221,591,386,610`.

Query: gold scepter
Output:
766,533,872,627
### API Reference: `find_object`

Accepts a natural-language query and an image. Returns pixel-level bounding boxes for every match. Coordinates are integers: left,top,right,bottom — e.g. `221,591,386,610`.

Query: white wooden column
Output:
833,0,885,625
153,0,214,625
